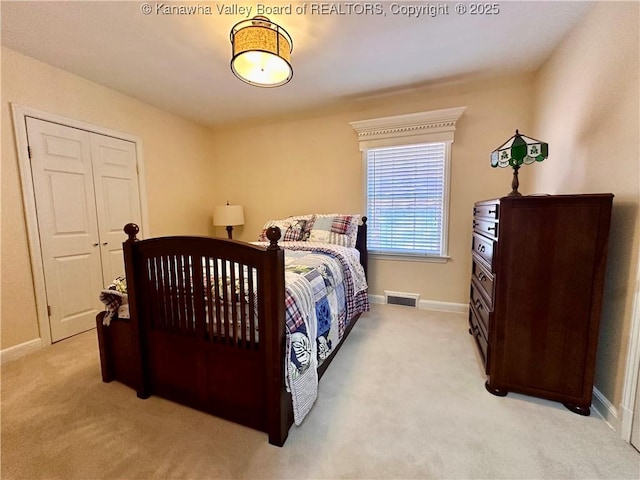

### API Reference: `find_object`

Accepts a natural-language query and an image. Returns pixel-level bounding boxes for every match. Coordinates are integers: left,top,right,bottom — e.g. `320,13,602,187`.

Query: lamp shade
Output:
491,130,548,168
230,16,293,87
214,204,245,226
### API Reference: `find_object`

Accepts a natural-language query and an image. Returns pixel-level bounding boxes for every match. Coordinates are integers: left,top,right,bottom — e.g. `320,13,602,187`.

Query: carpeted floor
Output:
1,304,639,479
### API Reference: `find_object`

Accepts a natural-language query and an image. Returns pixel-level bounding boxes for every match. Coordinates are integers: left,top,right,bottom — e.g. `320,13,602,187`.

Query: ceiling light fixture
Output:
230,15,293,87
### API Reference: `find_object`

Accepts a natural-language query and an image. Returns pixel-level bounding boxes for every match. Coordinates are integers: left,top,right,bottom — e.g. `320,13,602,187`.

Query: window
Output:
350,107,466,261
366,142,449,257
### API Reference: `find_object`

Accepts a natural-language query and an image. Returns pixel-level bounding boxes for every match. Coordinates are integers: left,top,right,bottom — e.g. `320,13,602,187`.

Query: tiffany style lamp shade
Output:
491,130,548,197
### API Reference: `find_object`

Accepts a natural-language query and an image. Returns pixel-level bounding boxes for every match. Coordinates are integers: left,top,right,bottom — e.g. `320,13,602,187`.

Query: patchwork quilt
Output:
280,243,369,423
99,243,369,425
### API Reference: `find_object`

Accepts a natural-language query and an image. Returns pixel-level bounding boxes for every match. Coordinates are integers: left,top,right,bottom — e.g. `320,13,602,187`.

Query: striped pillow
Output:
305,214,360,247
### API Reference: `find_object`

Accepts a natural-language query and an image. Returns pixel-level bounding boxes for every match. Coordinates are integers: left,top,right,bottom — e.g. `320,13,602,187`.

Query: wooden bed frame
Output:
96,218,368,446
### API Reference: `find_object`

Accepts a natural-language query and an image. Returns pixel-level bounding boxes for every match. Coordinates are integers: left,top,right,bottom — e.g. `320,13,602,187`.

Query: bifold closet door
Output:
26,117,141,342
90,134,141,286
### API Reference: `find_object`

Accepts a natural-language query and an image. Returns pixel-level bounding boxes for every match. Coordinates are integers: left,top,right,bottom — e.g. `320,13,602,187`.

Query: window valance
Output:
350,106,467,150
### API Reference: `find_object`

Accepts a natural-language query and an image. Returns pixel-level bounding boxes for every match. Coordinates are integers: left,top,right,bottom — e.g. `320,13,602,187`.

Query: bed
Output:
95,214,369,446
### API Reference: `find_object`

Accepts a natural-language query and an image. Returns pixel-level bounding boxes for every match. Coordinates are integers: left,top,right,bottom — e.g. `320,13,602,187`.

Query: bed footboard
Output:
97,219,368,446
118,223,290,444
96,312,141,393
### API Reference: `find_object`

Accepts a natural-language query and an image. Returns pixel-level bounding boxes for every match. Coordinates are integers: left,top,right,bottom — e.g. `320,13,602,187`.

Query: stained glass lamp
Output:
491,130,548,197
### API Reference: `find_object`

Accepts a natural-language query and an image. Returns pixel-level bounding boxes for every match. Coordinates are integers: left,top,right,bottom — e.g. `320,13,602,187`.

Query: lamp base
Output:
508,165,522,197
226,226,233,239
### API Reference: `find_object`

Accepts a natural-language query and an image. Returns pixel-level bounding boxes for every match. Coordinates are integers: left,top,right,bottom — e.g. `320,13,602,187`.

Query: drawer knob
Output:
475,299,483,310
478,272,487,281
489,209,496,214
488,226,496,232
477,245,485,253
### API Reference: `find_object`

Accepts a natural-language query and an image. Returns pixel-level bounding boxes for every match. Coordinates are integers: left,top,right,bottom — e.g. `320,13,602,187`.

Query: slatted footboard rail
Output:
120,223,289,445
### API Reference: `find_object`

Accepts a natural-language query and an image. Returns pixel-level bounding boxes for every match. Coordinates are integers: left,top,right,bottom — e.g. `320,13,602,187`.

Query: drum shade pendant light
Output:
230,16,293,87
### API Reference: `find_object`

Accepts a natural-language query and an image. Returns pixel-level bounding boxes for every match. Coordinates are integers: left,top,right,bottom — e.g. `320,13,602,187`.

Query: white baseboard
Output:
369,294,467,313
592,386,619,432
369,294,385,304
418,299,467,313
0,338,42,365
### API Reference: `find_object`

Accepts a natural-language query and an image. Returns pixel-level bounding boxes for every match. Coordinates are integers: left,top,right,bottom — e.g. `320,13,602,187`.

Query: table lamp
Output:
213,202,245,239
491,129,548,197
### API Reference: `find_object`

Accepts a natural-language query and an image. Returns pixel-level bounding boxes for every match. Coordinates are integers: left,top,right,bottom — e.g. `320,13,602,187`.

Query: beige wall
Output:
4,1,637,428
530,2,640,414
211,73,536,304
1,47,217,349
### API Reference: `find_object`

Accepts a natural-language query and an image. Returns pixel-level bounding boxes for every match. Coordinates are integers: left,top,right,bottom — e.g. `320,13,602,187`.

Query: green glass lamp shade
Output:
491,130,548,168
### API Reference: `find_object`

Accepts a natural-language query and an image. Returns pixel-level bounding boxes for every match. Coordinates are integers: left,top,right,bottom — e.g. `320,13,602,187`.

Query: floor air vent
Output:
384,291,420,308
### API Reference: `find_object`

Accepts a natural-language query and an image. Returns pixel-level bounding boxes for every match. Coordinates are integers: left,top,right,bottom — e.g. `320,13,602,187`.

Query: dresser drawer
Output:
473,202,499,220
472,233,495,270
469,305,489,373
473,218,499,240
471,255,494,307
470,280,490,338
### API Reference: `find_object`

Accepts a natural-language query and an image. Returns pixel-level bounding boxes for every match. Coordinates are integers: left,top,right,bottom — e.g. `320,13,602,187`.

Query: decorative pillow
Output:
284,218,308,241
258,218,308,242
305,214,360,247
286,214,315,241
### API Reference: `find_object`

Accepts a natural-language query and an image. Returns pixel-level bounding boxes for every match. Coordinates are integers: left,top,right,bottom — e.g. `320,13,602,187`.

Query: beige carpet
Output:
1,304,638,479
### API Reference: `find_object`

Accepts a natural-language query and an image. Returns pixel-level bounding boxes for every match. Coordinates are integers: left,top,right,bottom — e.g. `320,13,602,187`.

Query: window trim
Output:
351,107,466,262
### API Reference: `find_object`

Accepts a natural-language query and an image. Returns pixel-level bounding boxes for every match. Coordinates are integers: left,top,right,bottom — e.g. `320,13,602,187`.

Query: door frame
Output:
619,153,640,444
12,103,150,345
618,149,640,444
620,212,640,443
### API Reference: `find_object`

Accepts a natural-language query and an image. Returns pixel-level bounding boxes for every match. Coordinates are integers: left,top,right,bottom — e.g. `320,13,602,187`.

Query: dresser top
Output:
476,193,614,206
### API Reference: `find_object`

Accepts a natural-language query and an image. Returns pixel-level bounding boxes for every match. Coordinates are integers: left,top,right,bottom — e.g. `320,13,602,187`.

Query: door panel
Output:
52,253,103,329
105,250,126,286
91,135,141,285
49,172,93,235
27,118,103,342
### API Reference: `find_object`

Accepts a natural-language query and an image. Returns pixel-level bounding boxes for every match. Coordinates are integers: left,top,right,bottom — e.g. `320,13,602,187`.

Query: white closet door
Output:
90,134,141,286
27,117,103,342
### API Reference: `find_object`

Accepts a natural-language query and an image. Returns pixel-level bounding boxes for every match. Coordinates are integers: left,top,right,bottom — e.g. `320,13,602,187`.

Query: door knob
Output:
93,243,99,246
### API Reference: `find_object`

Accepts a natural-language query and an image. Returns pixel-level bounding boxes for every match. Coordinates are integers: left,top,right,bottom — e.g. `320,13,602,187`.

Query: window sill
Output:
370,253,451,263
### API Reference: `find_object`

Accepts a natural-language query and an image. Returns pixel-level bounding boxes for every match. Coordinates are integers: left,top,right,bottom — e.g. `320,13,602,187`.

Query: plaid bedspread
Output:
99,243,369,425
99,276,128,326
280,244,369,423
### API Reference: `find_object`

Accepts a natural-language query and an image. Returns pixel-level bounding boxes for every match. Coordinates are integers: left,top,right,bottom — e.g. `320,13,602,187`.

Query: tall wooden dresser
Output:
468,194,613,415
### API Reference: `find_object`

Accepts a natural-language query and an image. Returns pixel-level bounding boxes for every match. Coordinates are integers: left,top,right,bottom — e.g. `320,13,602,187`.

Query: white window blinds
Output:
366,142,448,256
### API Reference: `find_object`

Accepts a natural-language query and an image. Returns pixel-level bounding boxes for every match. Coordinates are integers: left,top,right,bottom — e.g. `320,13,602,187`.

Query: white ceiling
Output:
1,1,592,127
